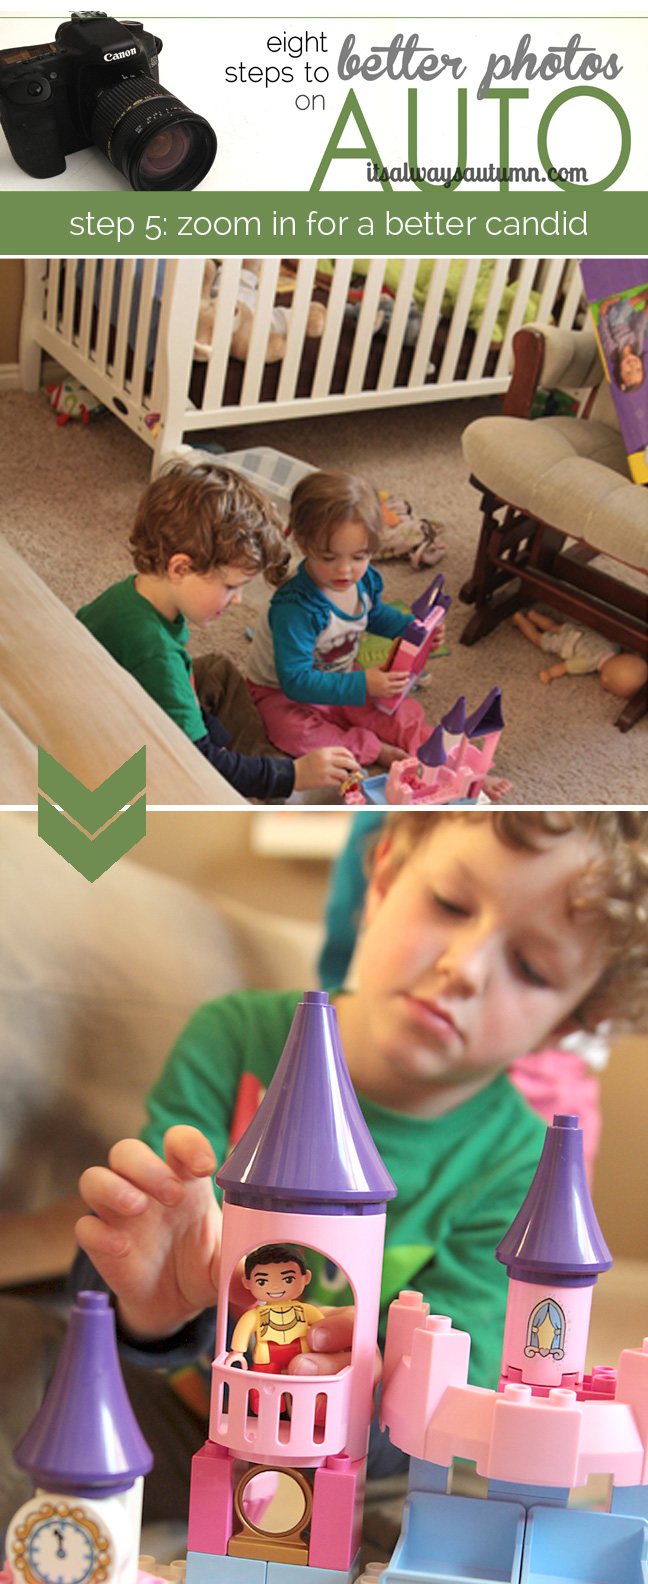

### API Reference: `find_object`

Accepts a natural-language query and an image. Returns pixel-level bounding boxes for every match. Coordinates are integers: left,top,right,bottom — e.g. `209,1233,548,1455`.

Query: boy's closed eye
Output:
514,954,551,989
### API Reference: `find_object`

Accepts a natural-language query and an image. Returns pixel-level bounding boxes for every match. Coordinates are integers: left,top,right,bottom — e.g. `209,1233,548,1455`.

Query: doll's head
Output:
599,652,648,698
612,342,645,392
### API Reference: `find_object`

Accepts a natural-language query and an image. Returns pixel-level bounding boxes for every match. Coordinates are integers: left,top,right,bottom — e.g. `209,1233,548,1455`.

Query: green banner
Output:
37,746,147,881
5,190,647,256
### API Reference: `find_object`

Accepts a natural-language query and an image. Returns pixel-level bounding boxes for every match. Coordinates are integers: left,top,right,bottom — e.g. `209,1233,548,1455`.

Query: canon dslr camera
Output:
0,12,216,190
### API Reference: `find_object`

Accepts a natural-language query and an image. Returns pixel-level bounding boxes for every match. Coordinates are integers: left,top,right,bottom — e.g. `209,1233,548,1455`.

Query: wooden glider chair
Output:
459,324,648,730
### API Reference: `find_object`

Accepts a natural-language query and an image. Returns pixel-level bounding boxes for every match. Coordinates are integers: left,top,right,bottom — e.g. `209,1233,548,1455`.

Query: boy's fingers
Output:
107,1139,186,1205
309,1312,354,1351
163,1125,217,1181
288,1350,350,1377
79,1164,150,1220
75,1212,131,1259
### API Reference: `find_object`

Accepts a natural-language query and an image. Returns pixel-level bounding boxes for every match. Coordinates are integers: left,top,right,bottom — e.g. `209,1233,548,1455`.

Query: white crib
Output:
20,256,584,474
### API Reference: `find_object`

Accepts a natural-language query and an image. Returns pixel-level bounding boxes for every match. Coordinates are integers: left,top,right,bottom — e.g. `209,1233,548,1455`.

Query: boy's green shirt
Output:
77,575,206,741
142,988,546,1391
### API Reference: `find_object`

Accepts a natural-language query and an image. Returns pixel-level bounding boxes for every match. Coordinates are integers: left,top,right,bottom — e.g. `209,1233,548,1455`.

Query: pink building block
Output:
309,1455,366,1570
187,1442,236,1555
616,1340,648,1483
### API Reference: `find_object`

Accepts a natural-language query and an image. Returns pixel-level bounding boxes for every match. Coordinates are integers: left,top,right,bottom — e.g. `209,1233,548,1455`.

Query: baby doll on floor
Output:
512,609,648,697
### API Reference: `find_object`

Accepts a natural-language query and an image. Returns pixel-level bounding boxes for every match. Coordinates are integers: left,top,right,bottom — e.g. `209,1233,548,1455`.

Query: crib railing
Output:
20,256,584,473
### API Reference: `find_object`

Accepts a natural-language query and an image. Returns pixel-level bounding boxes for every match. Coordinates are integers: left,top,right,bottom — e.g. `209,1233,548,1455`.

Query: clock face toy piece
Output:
10,1503,112,1584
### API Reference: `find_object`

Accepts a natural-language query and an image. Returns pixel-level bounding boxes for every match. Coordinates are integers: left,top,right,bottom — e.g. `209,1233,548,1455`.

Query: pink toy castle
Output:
185,990,396,1584
378,1114,648,1584
376,573,451,716
344,689,504,807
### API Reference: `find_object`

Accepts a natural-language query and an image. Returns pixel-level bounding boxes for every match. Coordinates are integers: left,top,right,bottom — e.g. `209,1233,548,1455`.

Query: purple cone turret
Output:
14,1292,153,1495
496,1115,612,1392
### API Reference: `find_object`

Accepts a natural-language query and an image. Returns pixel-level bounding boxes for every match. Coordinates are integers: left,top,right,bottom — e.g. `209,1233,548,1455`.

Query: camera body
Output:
0,14,162,178
0,13,216,189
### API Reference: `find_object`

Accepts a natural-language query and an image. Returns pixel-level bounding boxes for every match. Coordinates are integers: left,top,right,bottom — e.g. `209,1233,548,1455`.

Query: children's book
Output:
580,259,648,484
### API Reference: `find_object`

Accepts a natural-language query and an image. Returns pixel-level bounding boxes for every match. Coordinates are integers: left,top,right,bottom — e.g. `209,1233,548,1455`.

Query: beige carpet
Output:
1,386,646,805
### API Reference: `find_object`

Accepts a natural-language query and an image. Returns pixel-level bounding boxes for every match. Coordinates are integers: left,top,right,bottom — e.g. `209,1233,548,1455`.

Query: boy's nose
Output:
437,930,492,994
231,588,242,605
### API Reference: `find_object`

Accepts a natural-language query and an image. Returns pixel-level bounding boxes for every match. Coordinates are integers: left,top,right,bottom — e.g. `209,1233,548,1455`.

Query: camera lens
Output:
90,74,216,191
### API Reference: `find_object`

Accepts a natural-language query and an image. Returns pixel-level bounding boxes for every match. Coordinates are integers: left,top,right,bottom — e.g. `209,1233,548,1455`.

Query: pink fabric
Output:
509,1051,601,1183
247,679,431,764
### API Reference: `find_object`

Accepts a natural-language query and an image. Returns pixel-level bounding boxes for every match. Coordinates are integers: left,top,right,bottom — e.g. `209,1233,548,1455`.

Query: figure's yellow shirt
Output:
232,1300,324,1363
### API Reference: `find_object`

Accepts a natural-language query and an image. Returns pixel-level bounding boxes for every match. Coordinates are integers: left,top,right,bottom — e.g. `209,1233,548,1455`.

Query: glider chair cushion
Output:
459,324,648,730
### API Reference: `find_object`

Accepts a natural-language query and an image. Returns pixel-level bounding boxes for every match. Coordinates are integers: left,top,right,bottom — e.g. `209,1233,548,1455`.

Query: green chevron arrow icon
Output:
38,746,146,881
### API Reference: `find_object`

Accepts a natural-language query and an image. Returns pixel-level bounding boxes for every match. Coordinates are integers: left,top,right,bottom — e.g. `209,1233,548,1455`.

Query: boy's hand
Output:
287,1307,382,1404
365,666,410,699
429,618,446,650
76,1125,231,1342
294,747,361,790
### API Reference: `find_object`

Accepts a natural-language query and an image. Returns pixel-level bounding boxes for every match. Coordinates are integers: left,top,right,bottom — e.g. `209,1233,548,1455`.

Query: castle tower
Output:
187,991,395,1581
5,1293,152,1584
496,1113,612,1393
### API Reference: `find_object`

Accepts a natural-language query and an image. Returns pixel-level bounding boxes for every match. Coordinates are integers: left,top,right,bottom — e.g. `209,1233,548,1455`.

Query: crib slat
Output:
377,258,420,392
78,260,97,359
558,261,585,330
535,257,565,331
46,260,61,331
311,260,353,400
495,257,539,379
130,259,159,407
148,259,204,448
240,259,282,408
276,259,319,406
466,258,511,382
202,258,244,414
61,262,76,345
95,260,117,375
345,258,386,396
437,258,482,386
112,259,136,388
408,259,451,388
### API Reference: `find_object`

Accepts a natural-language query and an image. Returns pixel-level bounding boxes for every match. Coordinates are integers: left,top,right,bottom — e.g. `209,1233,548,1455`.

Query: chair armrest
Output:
503,324,605,419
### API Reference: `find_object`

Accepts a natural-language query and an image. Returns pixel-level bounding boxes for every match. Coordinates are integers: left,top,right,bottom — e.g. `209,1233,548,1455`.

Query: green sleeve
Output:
132,646,206,741
426,1144,545,1390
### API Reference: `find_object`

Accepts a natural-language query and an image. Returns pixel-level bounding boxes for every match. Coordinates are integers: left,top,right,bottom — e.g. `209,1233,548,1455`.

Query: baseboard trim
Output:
0,358,65,393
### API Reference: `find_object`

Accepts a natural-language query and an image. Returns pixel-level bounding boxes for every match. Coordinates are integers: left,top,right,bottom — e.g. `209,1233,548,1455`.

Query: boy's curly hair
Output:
289,469,383,553
379,811,648,1033
130,461,290,588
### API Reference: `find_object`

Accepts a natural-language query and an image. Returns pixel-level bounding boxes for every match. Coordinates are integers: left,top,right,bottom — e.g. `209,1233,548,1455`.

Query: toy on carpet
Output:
377,1110,648,1584
376,573,451,716
512,609,648,698
343,687,505,806
194,260,327,364
47,378,106,425
374,492,446,570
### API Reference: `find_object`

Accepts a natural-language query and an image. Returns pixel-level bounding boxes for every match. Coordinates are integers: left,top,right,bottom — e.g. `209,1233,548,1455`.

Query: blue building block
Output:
266,1553,360,1584
488,1481,569,1513
408,1457,449,1496
186,1551,267,1584
380,1490,525,1584
520,1505,648,1584
612,1485,648,1524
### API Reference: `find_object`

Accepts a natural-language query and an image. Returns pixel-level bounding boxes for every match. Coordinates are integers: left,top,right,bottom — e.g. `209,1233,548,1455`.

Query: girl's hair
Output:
289,470,383,554
611,344,646,392
376,811,648,1033
130,461,290,588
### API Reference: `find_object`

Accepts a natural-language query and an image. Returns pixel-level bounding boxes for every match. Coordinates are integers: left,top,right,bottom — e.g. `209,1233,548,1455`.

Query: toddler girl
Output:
246,470,437,766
